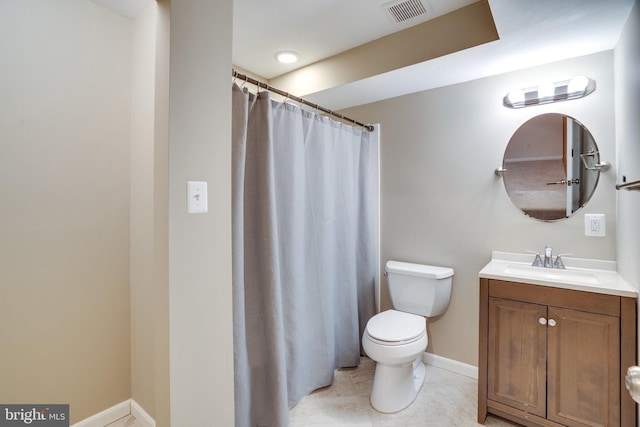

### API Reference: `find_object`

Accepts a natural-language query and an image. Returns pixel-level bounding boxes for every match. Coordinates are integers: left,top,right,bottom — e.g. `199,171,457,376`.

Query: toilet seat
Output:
365,310,426,345
365,330,426,347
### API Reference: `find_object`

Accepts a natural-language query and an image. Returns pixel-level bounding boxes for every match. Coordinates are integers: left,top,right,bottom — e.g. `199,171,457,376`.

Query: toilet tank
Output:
386,260,454,317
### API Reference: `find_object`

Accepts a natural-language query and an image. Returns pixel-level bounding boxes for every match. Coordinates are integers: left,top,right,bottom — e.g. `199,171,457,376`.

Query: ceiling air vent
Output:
383,0,431,24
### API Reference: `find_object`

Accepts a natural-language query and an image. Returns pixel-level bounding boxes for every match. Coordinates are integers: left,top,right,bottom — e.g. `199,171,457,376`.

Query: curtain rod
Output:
232,70,374,132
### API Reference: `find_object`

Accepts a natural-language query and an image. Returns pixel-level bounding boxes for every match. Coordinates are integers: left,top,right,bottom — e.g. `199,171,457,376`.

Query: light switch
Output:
187,181,208,214
584,213,605,237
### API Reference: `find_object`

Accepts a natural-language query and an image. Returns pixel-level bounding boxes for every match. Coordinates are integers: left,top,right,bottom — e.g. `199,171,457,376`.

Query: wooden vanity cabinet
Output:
478,278,637,427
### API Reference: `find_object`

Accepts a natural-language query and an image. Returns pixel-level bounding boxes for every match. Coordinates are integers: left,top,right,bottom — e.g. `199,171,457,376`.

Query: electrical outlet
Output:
584,214,606,237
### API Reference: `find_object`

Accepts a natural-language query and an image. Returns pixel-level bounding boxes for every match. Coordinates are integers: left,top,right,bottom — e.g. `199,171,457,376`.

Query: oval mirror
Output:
502,113,601,221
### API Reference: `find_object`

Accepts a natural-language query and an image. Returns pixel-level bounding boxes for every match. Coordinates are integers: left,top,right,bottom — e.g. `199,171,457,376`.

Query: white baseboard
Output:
71,401,130,427
131,400,155,427
422,352,478,379
71,399,155,427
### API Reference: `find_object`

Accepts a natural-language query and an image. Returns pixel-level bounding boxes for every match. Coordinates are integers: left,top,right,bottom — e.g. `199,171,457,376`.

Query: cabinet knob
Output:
548,319,557,327
539,317,547,325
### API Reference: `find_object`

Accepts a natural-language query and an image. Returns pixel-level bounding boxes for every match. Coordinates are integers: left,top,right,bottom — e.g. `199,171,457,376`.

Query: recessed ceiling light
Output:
275,51,299,64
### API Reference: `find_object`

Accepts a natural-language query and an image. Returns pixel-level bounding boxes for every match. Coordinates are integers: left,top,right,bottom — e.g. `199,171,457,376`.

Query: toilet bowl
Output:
363,260,454,413
362,309,427,413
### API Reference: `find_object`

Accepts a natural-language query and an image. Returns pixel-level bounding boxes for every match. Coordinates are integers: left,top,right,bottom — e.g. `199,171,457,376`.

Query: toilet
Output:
362,260,454,413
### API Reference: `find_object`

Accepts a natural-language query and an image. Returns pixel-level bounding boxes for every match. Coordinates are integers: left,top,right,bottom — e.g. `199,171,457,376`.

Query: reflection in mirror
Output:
502,113,600,221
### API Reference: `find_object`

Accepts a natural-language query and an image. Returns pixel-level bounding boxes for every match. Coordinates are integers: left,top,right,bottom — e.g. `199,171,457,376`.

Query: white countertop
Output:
479,251,638,298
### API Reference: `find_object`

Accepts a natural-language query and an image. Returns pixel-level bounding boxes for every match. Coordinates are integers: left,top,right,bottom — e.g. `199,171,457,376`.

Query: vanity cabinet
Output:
478,279,637,427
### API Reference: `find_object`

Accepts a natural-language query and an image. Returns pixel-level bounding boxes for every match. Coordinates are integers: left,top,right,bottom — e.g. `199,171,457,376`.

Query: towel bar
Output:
616,179,640,191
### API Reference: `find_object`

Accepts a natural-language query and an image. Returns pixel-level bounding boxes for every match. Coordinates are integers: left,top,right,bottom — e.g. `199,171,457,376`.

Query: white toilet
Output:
362,260,454,413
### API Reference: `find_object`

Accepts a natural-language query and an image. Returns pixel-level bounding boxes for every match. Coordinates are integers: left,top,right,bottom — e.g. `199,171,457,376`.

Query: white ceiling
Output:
306,0,636,109
232,0,480,79
92,0,635,110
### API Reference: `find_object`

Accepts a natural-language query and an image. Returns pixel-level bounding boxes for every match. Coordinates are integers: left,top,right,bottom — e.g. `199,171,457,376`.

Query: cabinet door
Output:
488,297,547,417
547,307,620,427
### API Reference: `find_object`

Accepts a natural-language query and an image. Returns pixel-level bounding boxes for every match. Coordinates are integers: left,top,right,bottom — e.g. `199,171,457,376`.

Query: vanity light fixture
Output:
274,51,299,64
503,76,595,109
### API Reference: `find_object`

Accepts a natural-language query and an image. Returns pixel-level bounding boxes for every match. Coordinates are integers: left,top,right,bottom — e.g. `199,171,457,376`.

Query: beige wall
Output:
130,2,171,424
614,7,640,418
615,0,640,291
0,0,132,422
0,1,234,424
151,1,171,424
168,0,235,425
130,2,167,421
343,51,618,366
130,3,156,415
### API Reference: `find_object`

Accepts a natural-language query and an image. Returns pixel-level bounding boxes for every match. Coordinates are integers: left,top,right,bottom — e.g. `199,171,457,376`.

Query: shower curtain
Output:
232,84,378,427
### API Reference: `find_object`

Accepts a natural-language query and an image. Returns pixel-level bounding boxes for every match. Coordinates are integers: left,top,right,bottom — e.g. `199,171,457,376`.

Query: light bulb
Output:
568,75,589,94
507,89,525,105
537,82,555,99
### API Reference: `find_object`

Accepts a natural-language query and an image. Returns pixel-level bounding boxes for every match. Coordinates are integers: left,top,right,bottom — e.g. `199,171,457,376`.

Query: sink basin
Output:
478,251,637,297
502,264,600,285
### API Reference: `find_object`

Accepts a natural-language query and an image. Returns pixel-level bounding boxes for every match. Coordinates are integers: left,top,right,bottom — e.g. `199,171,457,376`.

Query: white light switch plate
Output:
584,213,605,237
187,181,208,214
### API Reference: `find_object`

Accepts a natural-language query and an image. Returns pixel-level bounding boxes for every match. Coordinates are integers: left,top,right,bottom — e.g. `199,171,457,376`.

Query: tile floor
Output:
289,357,515,426
103,357,515,427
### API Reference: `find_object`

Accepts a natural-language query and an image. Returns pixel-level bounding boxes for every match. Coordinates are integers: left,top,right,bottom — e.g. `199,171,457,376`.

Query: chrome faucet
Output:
529,245,568,269
553,254,566,269
543,245,553,268
527,250,543,267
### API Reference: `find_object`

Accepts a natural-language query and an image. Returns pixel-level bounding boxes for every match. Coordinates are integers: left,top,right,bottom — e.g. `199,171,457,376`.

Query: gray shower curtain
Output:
232,84,378,427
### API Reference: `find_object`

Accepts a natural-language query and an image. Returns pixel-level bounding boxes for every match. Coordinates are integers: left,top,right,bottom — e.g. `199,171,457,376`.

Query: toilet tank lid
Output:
386,260,454,279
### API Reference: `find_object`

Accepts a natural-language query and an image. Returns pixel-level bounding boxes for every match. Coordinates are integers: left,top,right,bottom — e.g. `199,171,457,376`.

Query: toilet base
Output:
370,357,426,413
